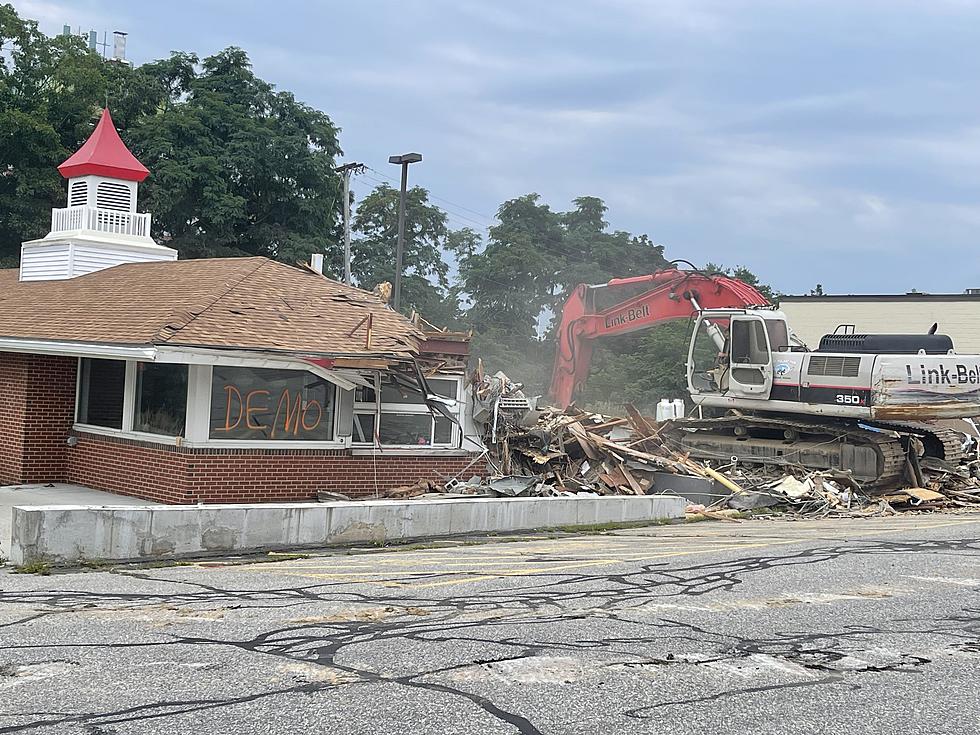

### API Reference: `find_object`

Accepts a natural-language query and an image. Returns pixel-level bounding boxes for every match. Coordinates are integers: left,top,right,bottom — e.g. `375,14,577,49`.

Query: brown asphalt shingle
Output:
0,257,422,356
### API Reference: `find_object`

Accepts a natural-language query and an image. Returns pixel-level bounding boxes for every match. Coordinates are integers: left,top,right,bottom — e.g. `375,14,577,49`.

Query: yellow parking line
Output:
240,517,980,589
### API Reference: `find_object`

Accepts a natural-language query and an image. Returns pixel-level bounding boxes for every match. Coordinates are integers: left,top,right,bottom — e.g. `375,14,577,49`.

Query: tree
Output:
460,194,564,340
457,194,669,393
0,5,344,266
0,5,109,265
129,47,343,263
351,183,471,326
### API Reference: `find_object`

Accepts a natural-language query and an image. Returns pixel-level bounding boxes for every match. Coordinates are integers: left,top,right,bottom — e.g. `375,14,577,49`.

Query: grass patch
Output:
552,519,671,534
12,560,52,575
78,558,112,570
133,560,194,569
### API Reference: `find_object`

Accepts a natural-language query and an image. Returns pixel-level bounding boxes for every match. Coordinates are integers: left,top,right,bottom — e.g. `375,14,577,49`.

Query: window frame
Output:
205,365,340,446
73,357,131,432
73,359,348,449
352,372,462,449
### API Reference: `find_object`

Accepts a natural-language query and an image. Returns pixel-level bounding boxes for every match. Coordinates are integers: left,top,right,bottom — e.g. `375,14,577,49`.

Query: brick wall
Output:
0,349,485,502
68,432,486,504
0,352,77,484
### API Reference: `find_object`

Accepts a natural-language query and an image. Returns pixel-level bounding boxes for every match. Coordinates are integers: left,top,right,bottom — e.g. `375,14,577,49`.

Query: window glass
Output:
765,319,789,352
353,413,376,443
356,377,457,404
434,417,453,444
378,413,434,445
210,367,335,441
731,319,770,365
134,363,188,436
77,358,125,429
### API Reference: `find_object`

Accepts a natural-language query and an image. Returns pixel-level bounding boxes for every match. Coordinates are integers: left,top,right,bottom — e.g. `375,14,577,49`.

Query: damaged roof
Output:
0,257,423,357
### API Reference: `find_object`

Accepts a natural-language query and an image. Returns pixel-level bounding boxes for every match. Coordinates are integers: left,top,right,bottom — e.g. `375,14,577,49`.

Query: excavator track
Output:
663,414,908,489
866,421,966,465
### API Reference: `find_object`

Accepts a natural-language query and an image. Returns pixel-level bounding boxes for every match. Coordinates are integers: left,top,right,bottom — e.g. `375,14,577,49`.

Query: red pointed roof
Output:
58,108,149,182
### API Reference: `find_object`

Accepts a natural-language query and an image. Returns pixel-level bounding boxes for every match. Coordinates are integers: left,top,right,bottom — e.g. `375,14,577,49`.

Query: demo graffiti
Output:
217,385,323,437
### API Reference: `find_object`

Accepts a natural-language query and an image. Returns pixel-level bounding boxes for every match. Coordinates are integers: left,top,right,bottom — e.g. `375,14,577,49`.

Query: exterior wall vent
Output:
96,181,133,211
807,355,861,378
69,180,88,207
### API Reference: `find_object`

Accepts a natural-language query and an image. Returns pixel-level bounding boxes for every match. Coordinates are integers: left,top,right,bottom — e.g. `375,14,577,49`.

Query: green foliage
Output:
0,5,342,265
129,47,342,262
0,5,109,265
12,559,51,575
579,321,695,412
351,183,473,326
457,194,669,396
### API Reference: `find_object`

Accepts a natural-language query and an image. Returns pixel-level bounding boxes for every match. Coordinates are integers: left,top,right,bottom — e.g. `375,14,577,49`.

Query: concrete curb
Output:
9,495,688,565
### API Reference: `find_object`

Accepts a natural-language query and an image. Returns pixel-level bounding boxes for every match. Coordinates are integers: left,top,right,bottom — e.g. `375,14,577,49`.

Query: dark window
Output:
353,375,459,446
77,358,125,429
134,363,188,436
731,320,769,365
355,376,457,404
210,367,335,441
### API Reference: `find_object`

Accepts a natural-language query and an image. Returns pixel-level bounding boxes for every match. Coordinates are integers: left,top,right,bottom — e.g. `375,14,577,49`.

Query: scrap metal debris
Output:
419,370,980,517
373,367,980,519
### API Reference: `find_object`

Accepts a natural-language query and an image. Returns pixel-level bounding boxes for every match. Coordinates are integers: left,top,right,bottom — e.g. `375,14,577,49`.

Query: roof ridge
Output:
153,257,270,344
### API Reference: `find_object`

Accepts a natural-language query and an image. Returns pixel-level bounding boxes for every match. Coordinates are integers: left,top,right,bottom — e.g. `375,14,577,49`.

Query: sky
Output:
15,0,980,295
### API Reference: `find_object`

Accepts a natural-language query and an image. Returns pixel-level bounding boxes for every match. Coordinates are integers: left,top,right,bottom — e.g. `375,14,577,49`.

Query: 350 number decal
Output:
835,394,862,405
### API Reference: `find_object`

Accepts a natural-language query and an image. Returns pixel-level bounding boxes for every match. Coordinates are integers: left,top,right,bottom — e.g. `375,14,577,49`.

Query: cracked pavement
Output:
1,514,979,734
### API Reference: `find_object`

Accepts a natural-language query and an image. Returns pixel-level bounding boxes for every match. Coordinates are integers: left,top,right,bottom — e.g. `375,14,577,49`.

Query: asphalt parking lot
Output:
1,514,979,734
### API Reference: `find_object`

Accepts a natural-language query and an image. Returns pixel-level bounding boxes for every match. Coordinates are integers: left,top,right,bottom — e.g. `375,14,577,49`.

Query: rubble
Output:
373,368,980,520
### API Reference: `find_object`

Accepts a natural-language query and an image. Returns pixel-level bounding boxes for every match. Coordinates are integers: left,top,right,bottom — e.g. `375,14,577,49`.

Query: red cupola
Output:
57,108,149,182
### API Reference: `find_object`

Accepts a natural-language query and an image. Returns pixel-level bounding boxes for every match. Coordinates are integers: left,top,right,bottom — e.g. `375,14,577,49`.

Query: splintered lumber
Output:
619,464,644,495
567,421,602,460
624,403,659,439
587,417,630,432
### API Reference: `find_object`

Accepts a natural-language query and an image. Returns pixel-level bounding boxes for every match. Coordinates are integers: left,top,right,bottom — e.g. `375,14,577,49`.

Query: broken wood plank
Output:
567,421,602,460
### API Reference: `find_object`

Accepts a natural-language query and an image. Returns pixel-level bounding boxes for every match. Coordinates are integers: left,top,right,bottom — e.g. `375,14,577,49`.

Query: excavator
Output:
550,262,980,487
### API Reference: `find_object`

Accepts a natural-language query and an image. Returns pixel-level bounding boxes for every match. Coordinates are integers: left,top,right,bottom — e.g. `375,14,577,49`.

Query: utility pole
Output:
334,162,365,286
387,152,422,311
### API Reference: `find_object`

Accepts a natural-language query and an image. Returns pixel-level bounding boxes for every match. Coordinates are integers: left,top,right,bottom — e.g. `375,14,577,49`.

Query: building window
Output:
134,363,188,436
209,366,335,441
77,358,125,429
354,375,459,447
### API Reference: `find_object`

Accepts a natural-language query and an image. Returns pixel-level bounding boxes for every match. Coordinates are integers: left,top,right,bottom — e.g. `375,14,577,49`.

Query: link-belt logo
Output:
605,304,650,328
906,363,980,385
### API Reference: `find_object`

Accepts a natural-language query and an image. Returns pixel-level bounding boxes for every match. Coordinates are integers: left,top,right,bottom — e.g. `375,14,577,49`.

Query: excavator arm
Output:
550,267,770,407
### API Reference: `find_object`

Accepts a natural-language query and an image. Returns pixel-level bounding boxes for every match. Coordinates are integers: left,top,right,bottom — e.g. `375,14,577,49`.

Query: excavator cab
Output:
688,309,783,403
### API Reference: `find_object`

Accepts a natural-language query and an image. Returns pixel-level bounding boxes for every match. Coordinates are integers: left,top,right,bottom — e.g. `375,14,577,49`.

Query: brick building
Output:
0,109,484,503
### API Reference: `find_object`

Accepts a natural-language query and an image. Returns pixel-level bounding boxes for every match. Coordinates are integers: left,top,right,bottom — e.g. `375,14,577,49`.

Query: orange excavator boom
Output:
549,266,770,407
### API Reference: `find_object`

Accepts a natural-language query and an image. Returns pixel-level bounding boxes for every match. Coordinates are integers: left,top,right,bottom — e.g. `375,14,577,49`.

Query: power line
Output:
364,166,495,224
358,170,494,230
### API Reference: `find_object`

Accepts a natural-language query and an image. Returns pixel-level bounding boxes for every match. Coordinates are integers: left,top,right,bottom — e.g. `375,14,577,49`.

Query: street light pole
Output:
388,152,422,311
334,162,365,286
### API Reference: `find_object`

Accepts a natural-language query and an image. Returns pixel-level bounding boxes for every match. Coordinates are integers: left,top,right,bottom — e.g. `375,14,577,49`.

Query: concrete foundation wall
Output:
10,495,687,565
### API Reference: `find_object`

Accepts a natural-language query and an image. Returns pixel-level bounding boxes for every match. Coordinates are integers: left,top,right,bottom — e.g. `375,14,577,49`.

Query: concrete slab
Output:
0,484,157,561
9,495,688,565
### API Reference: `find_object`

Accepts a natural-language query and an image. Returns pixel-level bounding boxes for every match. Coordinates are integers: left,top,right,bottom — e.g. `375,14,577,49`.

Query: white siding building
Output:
778,293,980,353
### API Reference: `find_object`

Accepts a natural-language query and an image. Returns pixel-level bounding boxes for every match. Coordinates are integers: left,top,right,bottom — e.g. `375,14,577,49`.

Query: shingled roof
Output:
0,257,423,357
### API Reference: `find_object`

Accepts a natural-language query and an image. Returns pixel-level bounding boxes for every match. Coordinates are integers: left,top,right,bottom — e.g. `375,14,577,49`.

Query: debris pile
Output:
374,369,980,518
443,371,980,516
